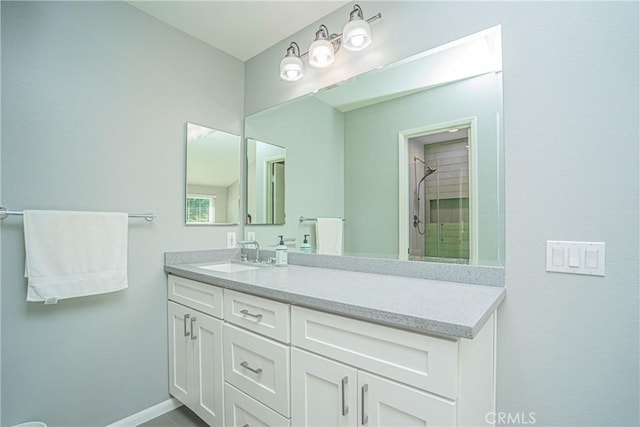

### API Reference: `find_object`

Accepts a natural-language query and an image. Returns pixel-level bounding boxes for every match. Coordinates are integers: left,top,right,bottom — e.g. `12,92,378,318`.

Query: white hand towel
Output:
315,218,343,256
24,210,128,303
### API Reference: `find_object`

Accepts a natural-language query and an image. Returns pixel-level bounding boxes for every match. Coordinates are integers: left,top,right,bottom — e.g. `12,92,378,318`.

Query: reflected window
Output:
186,194,215,224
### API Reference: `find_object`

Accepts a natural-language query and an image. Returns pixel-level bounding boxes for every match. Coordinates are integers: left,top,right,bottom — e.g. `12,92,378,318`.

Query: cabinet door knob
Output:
190,316,197,340
240,361,263,375
183,314,190,337
341,376,349,416
361,383,369,425
240,309,263,321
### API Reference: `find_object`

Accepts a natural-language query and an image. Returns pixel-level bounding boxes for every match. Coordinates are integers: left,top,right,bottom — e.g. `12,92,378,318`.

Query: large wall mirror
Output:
245,26,504,266
185,122,240,225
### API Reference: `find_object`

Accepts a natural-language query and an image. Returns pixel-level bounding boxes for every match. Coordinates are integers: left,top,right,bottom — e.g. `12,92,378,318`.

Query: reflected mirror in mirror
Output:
245,26,503,266
185,122,241,225
246,138,286,225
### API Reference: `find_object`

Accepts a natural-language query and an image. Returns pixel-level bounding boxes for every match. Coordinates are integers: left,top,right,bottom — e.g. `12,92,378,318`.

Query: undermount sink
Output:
198,263,259,273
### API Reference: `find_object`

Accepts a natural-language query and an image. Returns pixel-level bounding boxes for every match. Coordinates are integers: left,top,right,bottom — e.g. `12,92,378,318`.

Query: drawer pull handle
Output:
361,383,368,425
242,425,250,427
183,314,190,337
240,309,263,321
240,361,263,375
190,316,197,340
341,376,349,416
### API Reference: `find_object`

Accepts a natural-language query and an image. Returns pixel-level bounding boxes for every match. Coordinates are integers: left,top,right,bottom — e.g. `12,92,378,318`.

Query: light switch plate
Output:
227,232,237,248
546,241,605,276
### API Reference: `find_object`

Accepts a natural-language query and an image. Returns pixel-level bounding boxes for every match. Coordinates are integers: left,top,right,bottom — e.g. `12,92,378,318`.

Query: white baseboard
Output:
107,398,182,427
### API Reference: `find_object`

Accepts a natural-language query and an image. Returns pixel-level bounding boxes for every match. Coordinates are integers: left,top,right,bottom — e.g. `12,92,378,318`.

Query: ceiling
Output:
127,0,351,61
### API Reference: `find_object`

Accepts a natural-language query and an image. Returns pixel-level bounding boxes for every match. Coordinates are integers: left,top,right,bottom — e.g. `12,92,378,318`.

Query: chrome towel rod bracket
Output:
0,207,155,222
299,216,346,223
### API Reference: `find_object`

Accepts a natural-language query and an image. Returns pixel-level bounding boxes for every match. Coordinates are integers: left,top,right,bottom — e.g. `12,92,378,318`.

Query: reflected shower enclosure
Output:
409,128,470,263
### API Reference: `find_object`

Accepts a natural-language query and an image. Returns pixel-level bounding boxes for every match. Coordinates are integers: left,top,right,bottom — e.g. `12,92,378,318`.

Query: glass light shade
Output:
308,39,335,68
280,55,304,81
342,19,372,51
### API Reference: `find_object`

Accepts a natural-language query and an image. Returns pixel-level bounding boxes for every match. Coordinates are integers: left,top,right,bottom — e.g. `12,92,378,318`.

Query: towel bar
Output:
0,207,155,221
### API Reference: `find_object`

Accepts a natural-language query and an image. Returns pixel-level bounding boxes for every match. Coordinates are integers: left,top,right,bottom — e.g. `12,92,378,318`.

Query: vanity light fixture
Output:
342,4,372,51
308,25,337,68
279,42,304,81
279,4,381,81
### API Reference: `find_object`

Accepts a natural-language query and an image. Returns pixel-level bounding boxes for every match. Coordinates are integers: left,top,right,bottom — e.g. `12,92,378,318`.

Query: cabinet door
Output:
358,371,456,427
291,348,357,427
168,301,194,405
192,312,224,427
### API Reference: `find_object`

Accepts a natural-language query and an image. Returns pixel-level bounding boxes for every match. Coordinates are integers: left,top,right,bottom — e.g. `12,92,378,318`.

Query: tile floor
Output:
138,405,207,427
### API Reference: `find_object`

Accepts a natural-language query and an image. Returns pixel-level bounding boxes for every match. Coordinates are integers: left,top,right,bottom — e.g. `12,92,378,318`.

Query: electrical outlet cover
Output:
227,232,237,248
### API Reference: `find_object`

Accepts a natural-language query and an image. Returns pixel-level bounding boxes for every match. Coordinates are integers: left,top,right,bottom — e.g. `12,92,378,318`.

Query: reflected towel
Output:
24,210,128,303
315,218,343,256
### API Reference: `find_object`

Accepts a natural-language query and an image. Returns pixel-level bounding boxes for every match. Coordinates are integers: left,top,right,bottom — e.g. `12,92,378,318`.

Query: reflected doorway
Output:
266,159,285,224
399,119,477,263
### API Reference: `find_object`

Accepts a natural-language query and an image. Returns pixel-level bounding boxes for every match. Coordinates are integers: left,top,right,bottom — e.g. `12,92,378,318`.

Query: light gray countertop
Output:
165,259,505,339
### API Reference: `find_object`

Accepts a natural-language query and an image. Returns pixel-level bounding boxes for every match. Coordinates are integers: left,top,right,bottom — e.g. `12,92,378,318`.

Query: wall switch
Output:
227,232,237,248
568,247,581,267
546,241,605,276
247,231,255,241
551,247,565,266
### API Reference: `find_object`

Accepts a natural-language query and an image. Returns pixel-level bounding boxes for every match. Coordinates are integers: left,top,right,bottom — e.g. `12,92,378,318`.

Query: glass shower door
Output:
423,138,470,263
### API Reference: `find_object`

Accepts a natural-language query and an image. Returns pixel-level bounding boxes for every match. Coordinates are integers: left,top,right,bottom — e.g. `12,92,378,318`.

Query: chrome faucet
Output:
238,240,260,263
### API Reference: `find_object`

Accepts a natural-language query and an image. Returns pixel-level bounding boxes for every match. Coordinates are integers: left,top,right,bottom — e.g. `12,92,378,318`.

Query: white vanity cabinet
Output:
166,272,497,427
167,275,224,427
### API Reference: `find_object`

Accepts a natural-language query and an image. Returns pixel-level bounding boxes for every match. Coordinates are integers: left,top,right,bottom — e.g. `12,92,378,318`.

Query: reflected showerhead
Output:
414,156,437,186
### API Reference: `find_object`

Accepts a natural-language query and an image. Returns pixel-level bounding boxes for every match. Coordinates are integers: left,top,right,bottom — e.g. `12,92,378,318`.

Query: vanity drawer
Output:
224,383,290,427
291,306,459,399
168,274,223,319
224,289,290,343
223,323,290,417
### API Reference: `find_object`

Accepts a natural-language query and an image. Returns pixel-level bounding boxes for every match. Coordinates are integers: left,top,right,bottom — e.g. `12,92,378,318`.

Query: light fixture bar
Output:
297,13,382,60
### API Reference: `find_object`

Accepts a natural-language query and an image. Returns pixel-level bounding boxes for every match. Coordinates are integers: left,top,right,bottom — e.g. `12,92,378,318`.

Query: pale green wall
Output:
245,1,639,425
245,96,344,248
343,73,502,261
1,2,243,425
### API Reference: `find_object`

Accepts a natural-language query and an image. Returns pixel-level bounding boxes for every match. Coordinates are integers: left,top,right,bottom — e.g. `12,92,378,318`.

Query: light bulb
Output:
350,34,365,48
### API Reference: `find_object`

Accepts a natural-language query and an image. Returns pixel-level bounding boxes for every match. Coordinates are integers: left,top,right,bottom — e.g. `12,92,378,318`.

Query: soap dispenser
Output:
300,234,312,253
275,235,288,267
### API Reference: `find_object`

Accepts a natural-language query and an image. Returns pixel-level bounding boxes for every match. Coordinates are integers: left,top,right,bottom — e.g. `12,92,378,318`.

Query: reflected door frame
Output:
398,117,478,263
262,154,286,224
